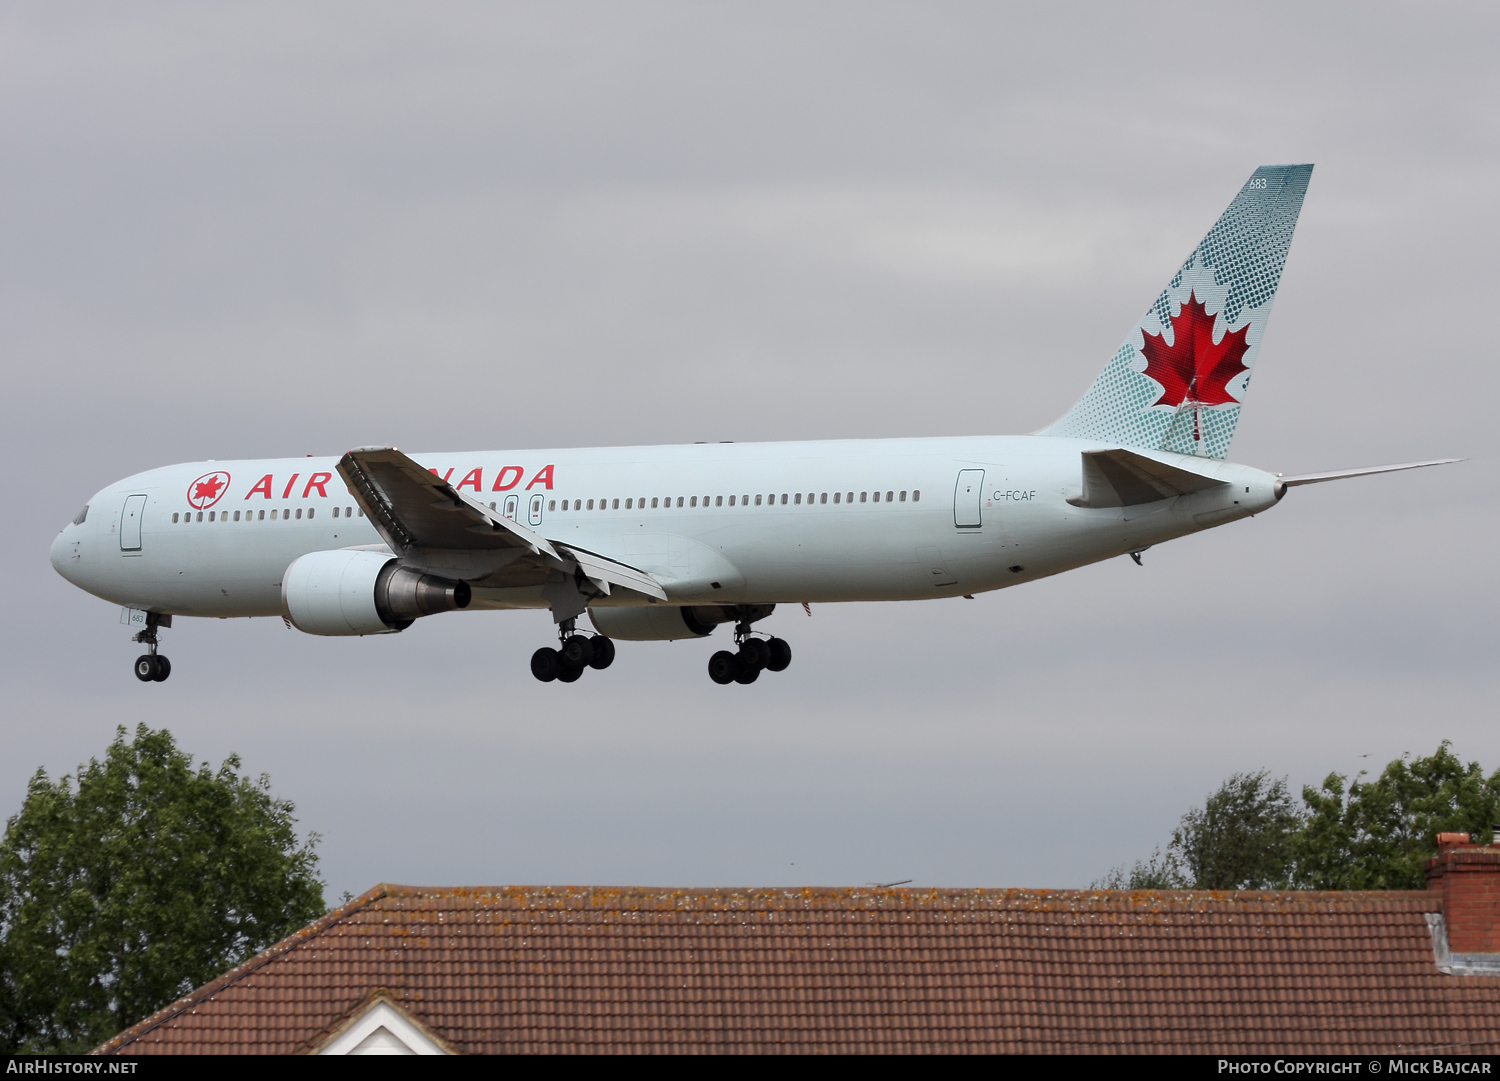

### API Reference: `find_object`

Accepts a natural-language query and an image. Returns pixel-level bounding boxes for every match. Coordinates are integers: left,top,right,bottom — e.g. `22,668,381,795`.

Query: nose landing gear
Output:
131,613,172,683
531,618,615,683
708,620,791,686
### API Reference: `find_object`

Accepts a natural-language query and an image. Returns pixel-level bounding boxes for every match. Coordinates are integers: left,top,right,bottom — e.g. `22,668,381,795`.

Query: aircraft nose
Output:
50,527,77,582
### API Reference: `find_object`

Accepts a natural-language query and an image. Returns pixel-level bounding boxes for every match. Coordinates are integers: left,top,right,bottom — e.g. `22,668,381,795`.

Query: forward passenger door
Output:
119,495,147,551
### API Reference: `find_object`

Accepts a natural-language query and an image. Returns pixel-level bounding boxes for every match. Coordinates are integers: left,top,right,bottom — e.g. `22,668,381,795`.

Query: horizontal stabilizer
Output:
1068,448,1227,509
1276,458,1463,488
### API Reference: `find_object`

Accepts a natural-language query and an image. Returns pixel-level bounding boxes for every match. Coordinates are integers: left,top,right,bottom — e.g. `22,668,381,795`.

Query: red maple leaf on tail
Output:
1139,291,1250,442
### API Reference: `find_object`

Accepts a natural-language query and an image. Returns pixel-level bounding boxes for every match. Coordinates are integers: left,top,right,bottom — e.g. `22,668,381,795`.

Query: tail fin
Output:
1041,164,1313,458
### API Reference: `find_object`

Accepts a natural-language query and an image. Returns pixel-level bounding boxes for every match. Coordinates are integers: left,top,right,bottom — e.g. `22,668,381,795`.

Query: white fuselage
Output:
50,435,1281,620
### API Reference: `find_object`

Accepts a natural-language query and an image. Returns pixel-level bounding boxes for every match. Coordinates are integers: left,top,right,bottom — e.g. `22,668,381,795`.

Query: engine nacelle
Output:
282,550,471,636
588,603,774,642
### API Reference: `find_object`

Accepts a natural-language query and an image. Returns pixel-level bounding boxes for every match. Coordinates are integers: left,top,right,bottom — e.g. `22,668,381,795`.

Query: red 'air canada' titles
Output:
237,465,556,502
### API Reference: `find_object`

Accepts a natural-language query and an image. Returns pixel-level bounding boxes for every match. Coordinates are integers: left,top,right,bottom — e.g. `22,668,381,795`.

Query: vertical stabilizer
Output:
1041,164,1312,458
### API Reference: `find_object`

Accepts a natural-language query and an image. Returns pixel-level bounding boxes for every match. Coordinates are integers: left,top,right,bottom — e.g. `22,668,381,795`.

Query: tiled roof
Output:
95,884,1500,1055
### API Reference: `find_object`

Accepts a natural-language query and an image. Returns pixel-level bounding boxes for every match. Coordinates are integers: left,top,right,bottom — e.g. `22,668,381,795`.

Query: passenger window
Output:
307,508,315,519
172,513,179,523
548,500,556,511
690,496,697,507
258,510,265,520
820,493,827,504
754,495,762,506
332,507,339,518
780,494,787,505
575,500,582,511
612,499,619,509
859,493,867,503
208,511,215,522
676,497,683,508
847,492,854,503
794,493,802,505
899,491,907,502
651,498,659,508
270,510,276,520
833,492,840,504
716,496,723,507
625,498,633,509
587,499,594,510
913,490,920,502
233,511,240,521
296,508,303,519
887,491,894,502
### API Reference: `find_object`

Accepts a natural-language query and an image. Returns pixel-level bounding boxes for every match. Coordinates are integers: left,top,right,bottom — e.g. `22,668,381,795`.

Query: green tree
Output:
1092,847,1187,890
1171,770,1302,889
0,725,325,1053
1293,741,1500,890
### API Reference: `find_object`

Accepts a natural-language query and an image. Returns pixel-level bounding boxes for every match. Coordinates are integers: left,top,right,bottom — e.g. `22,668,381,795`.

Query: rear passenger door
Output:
953,470,984,530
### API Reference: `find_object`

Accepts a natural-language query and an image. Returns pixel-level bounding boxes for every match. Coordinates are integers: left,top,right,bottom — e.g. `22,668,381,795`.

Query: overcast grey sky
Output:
3,2,1496,899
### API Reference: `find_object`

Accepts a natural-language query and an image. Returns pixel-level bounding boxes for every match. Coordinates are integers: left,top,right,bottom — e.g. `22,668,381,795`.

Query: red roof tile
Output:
94,885,1500,1055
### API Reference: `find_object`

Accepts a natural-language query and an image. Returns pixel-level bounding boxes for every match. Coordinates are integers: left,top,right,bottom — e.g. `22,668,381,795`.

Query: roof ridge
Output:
91,883,392,1055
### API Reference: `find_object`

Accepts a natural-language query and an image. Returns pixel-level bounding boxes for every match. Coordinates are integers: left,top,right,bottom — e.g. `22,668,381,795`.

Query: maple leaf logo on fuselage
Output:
1139,292,1251,442
192,476,224,502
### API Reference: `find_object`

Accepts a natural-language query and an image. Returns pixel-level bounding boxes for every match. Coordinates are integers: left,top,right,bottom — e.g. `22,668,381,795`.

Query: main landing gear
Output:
132,613,172,683
531,618,615,683
708,621,791,686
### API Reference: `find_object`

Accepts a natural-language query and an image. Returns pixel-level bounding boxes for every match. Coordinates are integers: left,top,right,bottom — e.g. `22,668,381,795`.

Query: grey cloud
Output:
3,1,1496,898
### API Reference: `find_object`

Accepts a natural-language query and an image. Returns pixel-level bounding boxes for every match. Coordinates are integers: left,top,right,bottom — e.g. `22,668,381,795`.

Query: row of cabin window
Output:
546,490,919,513
172,506,365,523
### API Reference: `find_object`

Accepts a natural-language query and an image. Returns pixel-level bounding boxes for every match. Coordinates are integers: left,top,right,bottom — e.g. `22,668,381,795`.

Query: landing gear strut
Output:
132,613,172,683
708,620,791,686
531,618,615,683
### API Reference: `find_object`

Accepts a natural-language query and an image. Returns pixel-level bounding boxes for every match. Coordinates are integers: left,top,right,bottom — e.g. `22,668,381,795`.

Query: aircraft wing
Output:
336,447,666,611
338,446,560,558
1067,447,1227,508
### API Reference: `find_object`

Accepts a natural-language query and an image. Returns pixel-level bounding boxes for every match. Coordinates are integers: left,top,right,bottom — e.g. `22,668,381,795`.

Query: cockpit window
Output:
72,505,89,525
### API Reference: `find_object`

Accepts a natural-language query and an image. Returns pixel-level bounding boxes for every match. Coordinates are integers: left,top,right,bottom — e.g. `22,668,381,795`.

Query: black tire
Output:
561,634,595,668
708,650,737,685
733,659,760,684
134,655,156,682
557,663,583,683
588,636,615,670
152,655,172,682
739,638,769,670
765,637,791,672
531,647,561,682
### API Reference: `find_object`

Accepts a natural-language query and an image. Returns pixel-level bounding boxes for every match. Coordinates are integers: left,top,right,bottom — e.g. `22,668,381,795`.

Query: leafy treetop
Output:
0,725,326,1053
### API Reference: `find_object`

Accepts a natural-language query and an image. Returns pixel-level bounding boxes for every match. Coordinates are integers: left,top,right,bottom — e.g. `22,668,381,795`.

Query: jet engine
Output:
588,604,773,642
281,550,470,636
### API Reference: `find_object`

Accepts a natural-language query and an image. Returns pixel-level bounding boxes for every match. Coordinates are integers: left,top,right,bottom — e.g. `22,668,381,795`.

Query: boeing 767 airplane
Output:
50,164,1457,685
